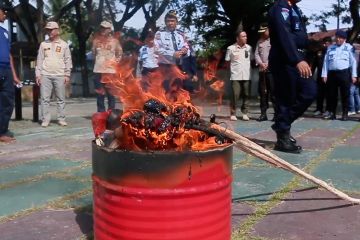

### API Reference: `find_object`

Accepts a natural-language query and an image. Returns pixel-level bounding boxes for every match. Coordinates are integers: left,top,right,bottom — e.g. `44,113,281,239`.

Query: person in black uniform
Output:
268,0,316,153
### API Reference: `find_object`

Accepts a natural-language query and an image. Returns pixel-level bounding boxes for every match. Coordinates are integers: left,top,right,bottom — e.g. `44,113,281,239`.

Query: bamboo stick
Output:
209,123,360,204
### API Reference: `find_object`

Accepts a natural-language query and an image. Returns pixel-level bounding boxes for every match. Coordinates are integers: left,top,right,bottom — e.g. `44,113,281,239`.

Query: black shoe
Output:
4,130,14,138
340,114,348,121
323,112,336,120
257,114,268,122
274,140,302,154
274,131,302,154
289,135,296,144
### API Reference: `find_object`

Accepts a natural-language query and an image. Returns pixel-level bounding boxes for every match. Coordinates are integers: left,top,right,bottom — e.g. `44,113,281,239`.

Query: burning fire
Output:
202,50,225,106
95,57,230,151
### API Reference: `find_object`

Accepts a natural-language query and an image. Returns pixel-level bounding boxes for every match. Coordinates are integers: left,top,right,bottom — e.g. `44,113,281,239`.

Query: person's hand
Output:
259,63,268,72
174,51,183,59
65,76,70,84
13,75,21,85
322,77,327,83
36,76,41,85
180,47,188,55
192,75,198,82
296,61,312,78
352,77,357,84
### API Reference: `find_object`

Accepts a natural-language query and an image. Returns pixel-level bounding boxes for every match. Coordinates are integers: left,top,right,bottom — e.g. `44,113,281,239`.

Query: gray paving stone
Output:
312,160,360,192
297,136,336,150
67,194,93,208
0,148,60,166
70,167,92,178
0,178,88,217
0,210,93,240
303,128,346,138
232,167,293,201
233,150,248,164
252,189,360,240
231,202,255,231
329,145,360,160
0,159,82,185
253,150,320,168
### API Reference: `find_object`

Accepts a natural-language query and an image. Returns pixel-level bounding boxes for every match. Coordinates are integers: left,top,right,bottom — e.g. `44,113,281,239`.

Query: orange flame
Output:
202,51,225,106
100,56,229,151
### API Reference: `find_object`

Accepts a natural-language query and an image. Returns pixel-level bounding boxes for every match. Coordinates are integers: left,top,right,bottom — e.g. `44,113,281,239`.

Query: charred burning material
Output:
92,99,231,151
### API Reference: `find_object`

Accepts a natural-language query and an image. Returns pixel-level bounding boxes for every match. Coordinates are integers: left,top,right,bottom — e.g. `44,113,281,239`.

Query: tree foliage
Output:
310,0,360,43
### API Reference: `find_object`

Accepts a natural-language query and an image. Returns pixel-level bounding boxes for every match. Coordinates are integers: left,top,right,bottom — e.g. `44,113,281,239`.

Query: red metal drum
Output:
92,142,233,240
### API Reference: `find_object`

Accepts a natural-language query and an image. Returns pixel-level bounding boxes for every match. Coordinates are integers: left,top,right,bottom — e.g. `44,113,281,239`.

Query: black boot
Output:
289,135,296,144
257,113,268,122
274,131,302,154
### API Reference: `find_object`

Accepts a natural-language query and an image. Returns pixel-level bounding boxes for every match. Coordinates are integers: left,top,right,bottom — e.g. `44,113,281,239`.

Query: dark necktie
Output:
171,32,180,65
171,32,178,51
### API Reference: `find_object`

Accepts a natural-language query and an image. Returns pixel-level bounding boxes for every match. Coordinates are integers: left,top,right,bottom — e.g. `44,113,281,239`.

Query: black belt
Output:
329,68,350,73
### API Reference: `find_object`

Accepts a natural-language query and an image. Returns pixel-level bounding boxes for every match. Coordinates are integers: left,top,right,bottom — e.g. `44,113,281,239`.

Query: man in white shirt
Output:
225,31,253,121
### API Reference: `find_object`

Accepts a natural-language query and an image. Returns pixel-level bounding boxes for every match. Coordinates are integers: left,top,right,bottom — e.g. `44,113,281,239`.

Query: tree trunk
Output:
75,1,90,97
348,0,360,44
36,0,45,43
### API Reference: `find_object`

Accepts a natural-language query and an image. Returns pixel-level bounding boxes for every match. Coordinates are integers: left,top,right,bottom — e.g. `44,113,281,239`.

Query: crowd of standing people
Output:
1,0,360,154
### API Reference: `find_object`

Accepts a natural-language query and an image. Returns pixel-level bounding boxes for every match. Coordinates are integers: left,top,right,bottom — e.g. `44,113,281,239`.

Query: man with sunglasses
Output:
225,31,253,121
268,0,316,153
0,4,21,143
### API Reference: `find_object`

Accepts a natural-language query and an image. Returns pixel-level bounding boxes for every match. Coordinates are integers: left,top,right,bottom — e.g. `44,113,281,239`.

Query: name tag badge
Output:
56,46,62,52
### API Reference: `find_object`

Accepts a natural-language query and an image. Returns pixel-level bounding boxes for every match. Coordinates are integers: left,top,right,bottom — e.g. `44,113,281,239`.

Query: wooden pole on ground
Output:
209,123,360,204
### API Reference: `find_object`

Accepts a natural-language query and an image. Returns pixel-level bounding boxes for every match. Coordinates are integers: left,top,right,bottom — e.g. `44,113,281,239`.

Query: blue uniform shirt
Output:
321,43,357,78
268,0,308,66
138,45,158,69
0,26,10,67
154,27,189,65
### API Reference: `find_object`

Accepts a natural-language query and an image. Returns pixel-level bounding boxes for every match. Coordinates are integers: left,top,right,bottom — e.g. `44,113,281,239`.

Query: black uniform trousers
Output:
0,67,15,136
326,69,351,116
258,71,276,113
271,64,317,133
315,71,327,113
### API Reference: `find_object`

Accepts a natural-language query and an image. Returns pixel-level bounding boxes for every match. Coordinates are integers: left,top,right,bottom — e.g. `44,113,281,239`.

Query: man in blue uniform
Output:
138,32,158,91
268,0,316,153
154,10,189,92
0,4,21,143
321,30,357,121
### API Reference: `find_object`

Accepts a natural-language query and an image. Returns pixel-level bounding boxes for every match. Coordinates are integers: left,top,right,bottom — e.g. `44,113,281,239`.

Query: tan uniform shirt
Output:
255,38,271,69
92,36,122,74
225,43,253,80
36,39,72,77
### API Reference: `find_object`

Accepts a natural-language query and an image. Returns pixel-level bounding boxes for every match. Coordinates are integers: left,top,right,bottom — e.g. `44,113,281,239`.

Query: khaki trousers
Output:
40,75,66,122
230,80,250,115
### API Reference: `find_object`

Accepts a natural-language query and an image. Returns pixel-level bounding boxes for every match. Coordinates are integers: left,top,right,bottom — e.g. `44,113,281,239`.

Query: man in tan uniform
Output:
92,21,122,112
225,31,253,121
36,21,72,127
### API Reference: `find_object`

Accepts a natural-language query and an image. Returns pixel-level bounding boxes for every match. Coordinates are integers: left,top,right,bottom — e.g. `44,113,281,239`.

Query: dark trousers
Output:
272,64,317,133
326,69,351,115
258,71,276,114
0,67,14,136
315,73,327,112
141,67,159,91
230,80,250,115
94,73,115,112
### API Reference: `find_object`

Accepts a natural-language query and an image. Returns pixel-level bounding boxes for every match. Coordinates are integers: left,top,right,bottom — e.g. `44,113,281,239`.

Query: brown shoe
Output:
0,135,16,143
